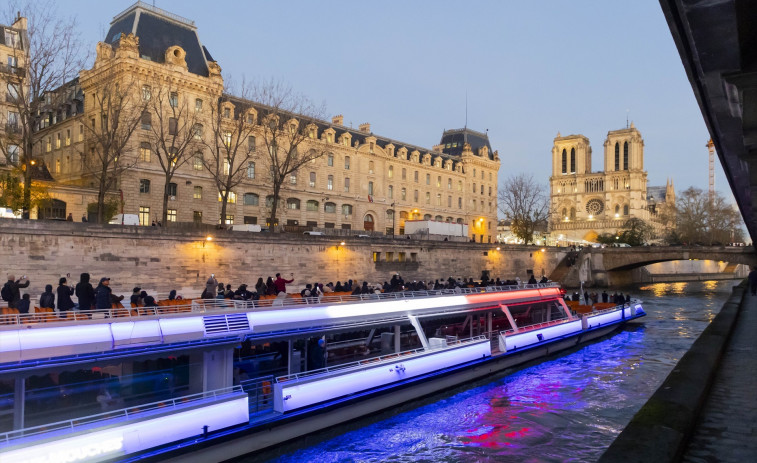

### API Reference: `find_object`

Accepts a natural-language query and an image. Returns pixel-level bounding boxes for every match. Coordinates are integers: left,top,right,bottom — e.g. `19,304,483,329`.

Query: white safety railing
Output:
0,283,561,327
0,385,244,445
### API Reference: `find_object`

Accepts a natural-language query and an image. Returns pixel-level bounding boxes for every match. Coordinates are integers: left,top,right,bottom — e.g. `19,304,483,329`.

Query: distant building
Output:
548,124,674,242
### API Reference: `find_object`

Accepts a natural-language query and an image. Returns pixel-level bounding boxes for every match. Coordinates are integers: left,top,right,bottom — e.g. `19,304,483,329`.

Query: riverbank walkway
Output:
600,281,756,462
680,287,757,462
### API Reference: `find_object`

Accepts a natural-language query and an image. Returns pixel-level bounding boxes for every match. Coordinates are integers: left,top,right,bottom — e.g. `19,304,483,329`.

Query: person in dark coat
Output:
168,290,177,300
140,291,156,307
75,273,94,310
17,293,31,314
94,277,113,310
255,278,267,296
57,277,75,312
528,275,537,285
3,274,30,309
130,287,142,306
39,284,55,309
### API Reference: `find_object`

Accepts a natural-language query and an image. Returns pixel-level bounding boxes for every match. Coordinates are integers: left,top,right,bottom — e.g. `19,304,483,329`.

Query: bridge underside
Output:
660,0,757,242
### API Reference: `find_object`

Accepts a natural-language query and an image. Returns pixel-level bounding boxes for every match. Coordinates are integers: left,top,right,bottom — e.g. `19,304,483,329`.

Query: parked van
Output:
109,214,140,226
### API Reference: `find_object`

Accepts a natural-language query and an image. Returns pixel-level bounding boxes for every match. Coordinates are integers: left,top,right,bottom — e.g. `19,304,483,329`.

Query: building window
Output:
247,161,255,179
344,177,350,192
327,153,334,166
414,171,419,182
46,137,51,152
192,123,203,139
414,190,419,202
623,204,629,215
195,98,203,112
344,156,350,169
222,215,234,225
223,159,230,176
473,183,477,194
309,172,315,187
140,142,151,162
425,192,430,204
388,165,393,178
166,182,177,197
436,194,441,206
79,124,84,142
402,168,406,180
369,161,374,174
448,195,452,207
342,204,353,215
55,159,60,174
193,152,203,170
169,92,178,108
55,133,60,149
139,179,150,194
141,111,151,130
306,200,319,211
219,191,236,203
193,211,202,223
401,188,406,200
325,202,336,213
193,186,202,199
614,142,620,171
481,185,484,195
65,129,71,146
458,197,462,209
287,198,300,210
623,141,629,170
290,173,298,185
570,147,575,173
223,131,232,147
458,180,462,191
368,181,374,195
142,85,151,101
426,173,430,185
167,209,177,222
437,176,441,188
248,136,256,152
327,175,333,190
388,185,393,199
7,145,18,164
138,206,150,226
243,193,259,206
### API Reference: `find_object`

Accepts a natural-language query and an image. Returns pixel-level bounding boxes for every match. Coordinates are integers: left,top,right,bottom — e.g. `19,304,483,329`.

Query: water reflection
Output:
257,280,739,463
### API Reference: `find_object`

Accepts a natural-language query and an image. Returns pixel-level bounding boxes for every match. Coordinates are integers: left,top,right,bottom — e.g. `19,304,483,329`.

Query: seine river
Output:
249,280,738,463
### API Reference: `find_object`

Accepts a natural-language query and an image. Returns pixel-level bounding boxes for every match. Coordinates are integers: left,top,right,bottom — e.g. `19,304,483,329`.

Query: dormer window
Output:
223,107,231,118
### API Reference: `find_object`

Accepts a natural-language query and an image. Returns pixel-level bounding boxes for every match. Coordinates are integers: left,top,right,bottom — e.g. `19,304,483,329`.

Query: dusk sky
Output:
52,1,723,200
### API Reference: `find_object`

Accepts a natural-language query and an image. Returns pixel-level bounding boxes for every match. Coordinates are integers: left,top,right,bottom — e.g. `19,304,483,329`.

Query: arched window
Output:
388,165,393,178
562,207,567,219
623,204,629,216
456,218,464,224
615,204,620,215
570,148,575,173
623,141,629,170
446,217,453,222
570,207,576,220
287,198,300,210
368,181,374,195
244,193,259,206
424,214,432,220
561,149,567,174
306,200,319,211
342,204,353,215
435,215,443,221
614,142,620,171
265,195,275,207
324,202,336,213
400,211,408,219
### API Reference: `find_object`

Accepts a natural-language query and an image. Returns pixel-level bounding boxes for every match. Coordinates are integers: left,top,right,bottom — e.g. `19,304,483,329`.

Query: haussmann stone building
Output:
0,3,501,242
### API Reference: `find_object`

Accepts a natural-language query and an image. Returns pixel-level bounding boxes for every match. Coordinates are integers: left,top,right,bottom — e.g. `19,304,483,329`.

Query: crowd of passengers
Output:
1,271,557,314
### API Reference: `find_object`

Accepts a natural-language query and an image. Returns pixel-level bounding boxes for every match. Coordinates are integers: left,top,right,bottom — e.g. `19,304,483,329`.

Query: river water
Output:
252,280,738,463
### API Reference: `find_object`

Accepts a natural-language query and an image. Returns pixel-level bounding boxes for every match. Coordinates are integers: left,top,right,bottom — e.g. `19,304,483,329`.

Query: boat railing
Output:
0,283,560,327
0,385,244,446
275,335,489,384
239,375,275,414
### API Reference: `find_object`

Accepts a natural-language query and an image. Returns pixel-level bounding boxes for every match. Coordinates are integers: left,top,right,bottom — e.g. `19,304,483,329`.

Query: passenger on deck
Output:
130,287,142,306
234,284,252,300
39,284,55,309
266,277,276,295
255,278,267,296
539,276,549,284
17,293,31,314
202,275,217,299
75,273,94,310
141,291,156,307
94,278,113,310
168,290,177,300
334,281,344,292
3,274,30,309
57,277,75,313
323,282,334,293
274,273,294,294
528,275,537,285
602,291,609,303
224,284,234,299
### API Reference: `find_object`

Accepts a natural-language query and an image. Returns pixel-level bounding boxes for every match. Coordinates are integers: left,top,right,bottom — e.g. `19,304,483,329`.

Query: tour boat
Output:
0,283,644,462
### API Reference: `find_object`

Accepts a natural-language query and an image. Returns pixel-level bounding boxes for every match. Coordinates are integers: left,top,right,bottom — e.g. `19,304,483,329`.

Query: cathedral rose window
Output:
585,198,604,215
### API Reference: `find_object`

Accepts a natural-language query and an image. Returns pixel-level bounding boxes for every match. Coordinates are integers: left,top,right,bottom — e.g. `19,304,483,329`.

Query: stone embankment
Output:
0,219,565,298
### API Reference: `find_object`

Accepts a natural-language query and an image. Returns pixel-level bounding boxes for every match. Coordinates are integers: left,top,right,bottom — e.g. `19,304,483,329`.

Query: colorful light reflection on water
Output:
252,281,737,463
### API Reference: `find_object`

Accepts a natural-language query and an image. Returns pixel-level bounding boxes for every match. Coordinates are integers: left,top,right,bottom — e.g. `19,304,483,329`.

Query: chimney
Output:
332,115,344,126
359,122,371,133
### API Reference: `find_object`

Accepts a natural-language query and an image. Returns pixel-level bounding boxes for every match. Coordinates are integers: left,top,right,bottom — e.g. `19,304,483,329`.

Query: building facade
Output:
6,3,500,241
549,124,674,242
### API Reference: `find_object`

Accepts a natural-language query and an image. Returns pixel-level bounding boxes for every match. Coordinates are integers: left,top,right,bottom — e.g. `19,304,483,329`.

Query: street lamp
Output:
390,202,396,235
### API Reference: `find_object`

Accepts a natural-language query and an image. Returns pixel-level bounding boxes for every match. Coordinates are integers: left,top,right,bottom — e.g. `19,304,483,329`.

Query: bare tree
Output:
202,86,257,226
80,75,148,223
498,173,549,244
0,1,86,218
148,80,200,226
671,187,744,245
253,80,327,231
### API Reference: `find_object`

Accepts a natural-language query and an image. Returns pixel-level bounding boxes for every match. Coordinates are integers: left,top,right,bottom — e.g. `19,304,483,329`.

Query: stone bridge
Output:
555,246,757,287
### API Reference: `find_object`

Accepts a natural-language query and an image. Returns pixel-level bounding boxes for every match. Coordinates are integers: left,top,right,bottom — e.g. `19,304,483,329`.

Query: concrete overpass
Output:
659,0,757,242
552,246,757,287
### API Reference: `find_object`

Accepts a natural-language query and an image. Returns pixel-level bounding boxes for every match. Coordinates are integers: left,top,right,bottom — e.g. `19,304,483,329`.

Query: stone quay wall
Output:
0,220,567,300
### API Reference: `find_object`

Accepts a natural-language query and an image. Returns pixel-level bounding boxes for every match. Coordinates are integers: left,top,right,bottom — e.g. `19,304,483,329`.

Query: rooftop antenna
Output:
626,109,630,129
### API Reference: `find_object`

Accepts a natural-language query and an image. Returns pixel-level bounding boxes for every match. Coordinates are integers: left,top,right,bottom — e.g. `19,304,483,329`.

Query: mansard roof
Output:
105,2,213,77
439,128,494,159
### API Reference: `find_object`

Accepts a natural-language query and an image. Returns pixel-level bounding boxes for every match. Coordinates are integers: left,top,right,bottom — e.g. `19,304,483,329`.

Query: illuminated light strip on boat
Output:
0,395,249,463
585,305,641,328
274,339,491,413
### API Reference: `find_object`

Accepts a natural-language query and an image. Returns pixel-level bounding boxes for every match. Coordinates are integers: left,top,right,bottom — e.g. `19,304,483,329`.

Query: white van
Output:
109,214,140,226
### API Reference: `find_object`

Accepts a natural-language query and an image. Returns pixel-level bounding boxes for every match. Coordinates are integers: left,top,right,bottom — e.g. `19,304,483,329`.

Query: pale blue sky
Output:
56,1,721,196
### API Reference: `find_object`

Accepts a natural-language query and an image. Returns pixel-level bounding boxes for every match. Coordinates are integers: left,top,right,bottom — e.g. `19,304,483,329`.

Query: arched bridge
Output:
554,246,757,287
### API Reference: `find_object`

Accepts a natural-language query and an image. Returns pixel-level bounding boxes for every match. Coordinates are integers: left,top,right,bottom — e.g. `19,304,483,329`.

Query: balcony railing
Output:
0,63,24,77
